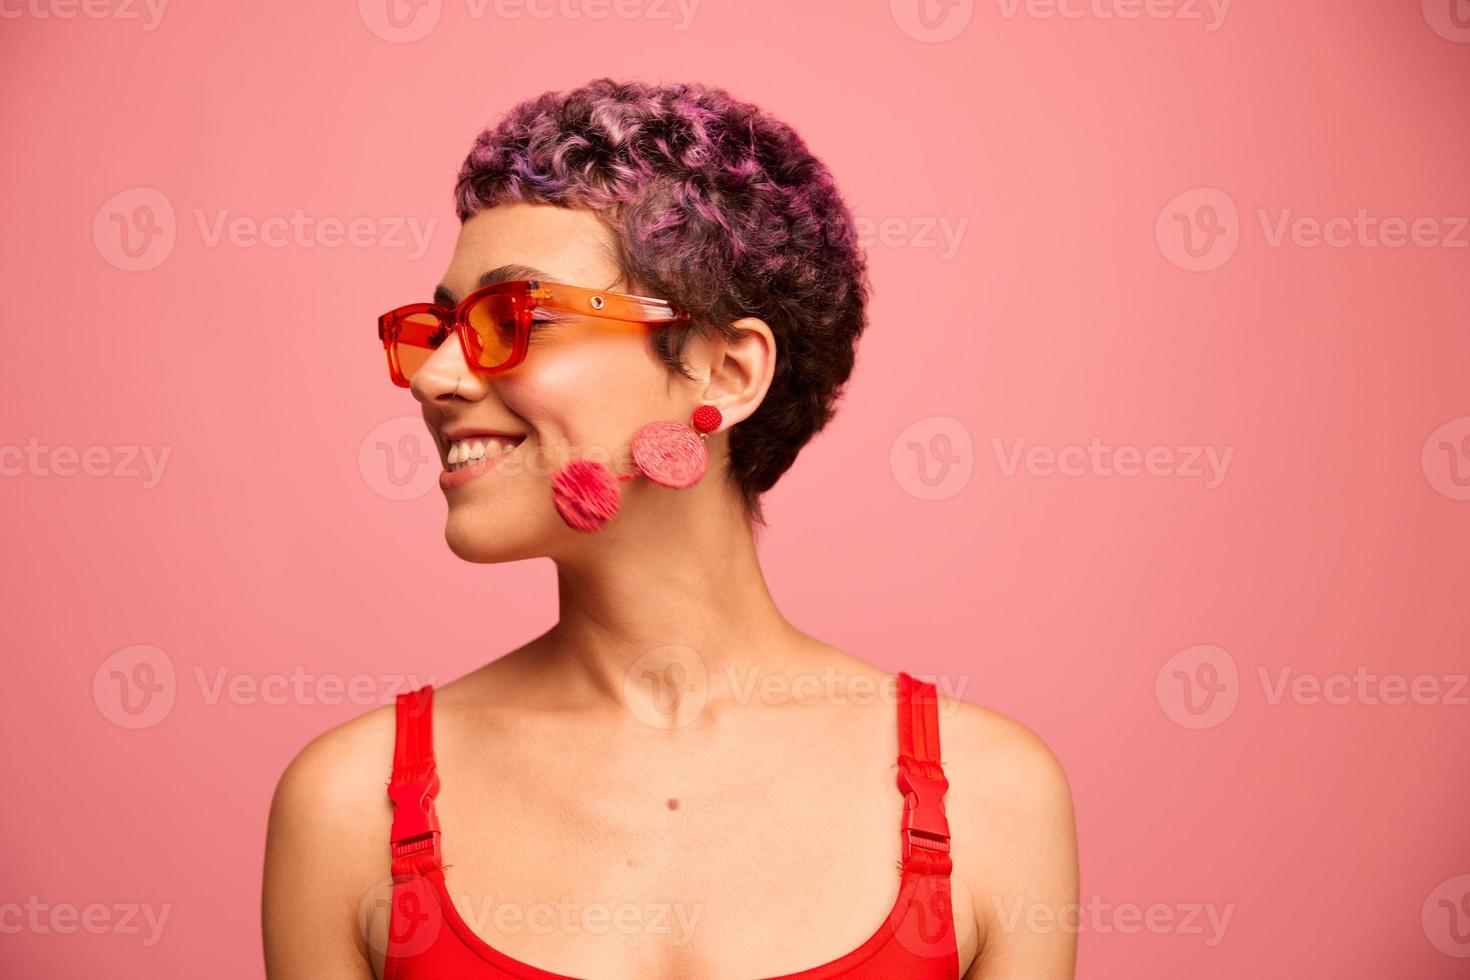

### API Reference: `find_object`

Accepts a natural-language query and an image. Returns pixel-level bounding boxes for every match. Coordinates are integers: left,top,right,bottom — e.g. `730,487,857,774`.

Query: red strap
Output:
388,685,441,880
896,672,952,875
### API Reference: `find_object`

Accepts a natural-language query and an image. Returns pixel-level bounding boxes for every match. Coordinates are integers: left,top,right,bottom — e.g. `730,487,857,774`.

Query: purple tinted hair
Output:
454,78,870,526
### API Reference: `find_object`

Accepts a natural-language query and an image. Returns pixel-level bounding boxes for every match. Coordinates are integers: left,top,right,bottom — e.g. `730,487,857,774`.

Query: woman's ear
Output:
698,317,776,427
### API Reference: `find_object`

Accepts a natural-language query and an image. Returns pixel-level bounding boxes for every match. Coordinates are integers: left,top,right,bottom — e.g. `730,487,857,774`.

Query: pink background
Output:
3,0,1468,977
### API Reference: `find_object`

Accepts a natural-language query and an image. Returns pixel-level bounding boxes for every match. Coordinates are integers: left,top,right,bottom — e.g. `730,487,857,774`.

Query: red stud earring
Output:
551,404,723,532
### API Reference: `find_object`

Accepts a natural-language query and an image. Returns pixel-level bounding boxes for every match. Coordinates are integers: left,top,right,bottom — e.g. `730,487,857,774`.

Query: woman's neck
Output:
538,483,811,723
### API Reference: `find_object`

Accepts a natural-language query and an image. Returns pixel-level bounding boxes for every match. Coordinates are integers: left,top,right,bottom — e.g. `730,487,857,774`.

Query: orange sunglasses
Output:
377,279,693,387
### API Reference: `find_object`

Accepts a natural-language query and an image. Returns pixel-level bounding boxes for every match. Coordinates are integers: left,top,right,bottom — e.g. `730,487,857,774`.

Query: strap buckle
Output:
897,759,951,865
388,771,441,858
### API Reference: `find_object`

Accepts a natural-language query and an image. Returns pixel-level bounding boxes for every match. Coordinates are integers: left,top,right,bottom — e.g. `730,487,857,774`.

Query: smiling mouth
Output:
444,435,525,472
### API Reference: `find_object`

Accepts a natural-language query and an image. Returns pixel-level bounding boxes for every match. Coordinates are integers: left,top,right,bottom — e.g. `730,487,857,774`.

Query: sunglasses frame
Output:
377,279,693,387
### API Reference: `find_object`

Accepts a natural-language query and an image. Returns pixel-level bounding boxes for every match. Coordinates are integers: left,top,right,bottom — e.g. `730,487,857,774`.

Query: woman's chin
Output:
443,507,540,564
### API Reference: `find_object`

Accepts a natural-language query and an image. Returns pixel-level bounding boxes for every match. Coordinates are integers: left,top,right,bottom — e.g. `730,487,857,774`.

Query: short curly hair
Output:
453,77,870,526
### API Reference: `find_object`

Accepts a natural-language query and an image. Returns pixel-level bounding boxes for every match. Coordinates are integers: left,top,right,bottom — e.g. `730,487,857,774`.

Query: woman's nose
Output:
411,332,486,404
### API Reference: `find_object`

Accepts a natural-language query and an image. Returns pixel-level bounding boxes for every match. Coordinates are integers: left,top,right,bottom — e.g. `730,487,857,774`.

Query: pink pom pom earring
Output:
551,404,722,532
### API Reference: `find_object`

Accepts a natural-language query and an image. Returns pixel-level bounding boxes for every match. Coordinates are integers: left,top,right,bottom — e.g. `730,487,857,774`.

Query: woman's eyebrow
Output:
431,265,560,307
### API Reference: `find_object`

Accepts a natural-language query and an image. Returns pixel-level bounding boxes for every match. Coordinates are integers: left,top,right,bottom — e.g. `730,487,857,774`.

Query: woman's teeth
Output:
446,437,520,472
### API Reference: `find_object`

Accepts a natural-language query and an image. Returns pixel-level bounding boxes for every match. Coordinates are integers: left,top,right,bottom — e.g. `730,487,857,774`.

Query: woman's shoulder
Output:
822,651,1076,918
271,698,397,818
931,688,1073,813
928,683,1078,971
265,698,401,890
262,694,417,973
812,647,1072,789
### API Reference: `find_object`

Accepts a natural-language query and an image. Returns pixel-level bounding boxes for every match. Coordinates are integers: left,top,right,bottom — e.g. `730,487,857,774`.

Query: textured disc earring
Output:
551,405,724,532
630,404,722,490
551,459,627,532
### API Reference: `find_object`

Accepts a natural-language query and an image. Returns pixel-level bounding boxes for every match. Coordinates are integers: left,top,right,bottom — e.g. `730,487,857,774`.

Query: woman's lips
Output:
439,441,522,492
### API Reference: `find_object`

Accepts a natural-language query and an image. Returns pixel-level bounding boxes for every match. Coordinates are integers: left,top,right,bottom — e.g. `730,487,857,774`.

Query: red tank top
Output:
383,672,958,979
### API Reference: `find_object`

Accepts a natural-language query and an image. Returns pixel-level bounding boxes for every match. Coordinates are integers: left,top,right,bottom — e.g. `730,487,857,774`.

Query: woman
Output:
263,77,1077,980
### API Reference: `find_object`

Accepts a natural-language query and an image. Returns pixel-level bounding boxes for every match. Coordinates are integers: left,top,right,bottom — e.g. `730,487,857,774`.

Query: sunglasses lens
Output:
389,311,446,385
465,292,520,372
383,288,525,385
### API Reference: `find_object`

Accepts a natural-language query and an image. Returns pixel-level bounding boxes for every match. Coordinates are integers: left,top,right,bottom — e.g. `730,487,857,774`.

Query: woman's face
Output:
412,201,703,562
